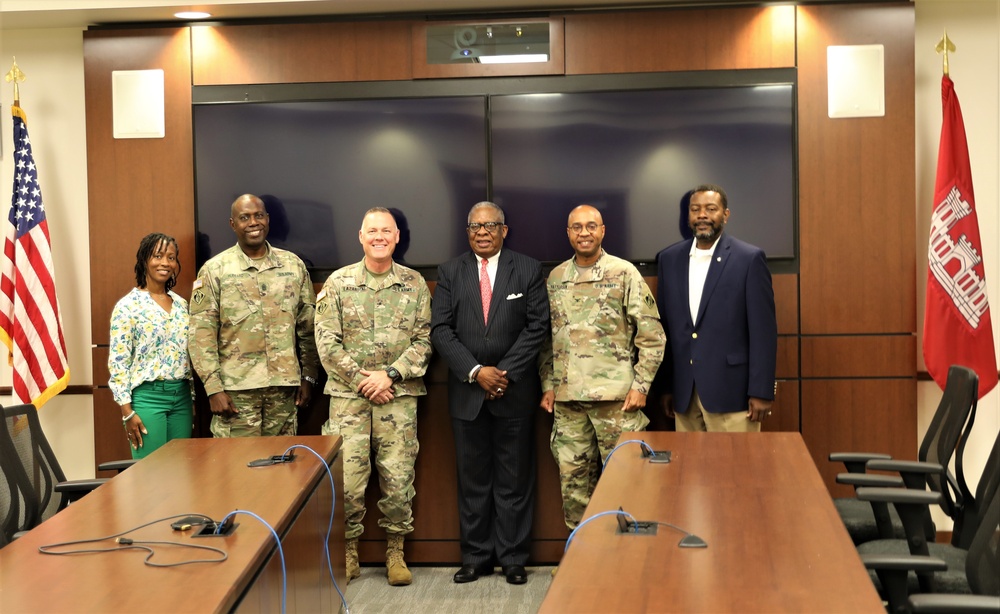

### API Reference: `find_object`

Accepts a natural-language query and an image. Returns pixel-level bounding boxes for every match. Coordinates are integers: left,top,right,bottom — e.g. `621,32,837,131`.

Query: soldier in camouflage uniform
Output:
189,194,320,437
540,204,666,529
314,207,432,586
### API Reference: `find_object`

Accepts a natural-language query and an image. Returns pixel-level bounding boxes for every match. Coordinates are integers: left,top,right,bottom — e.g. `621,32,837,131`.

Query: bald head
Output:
231,193,263,217
568,204,603,226
229,193,270,257
566,204,606,266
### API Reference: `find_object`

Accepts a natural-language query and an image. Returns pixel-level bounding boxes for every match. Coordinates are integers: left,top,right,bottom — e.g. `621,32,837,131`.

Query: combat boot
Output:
385,533,412,586
346,538,360,583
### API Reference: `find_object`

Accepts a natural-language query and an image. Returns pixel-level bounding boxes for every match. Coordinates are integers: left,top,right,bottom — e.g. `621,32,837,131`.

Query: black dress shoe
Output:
503,565,528,585
453,563,493,583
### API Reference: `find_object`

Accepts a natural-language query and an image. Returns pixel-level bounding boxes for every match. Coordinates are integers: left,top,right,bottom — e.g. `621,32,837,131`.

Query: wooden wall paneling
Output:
84,28,196,343
84,1,919,563
564,6,795,75
773,273,798,334
530,410,569,563
765,379,800,433
777,336,799,380
93,388,133,476
92,346,109,393
797,3,916,335
85,28,196,476
802,378,916,498
191,21,413,85
802,335,916,378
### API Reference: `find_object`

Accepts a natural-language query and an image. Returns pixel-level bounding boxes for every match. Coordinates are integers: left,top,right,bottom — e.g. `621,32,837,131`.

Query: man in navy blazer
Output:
430,202,549,585
655,184,777,432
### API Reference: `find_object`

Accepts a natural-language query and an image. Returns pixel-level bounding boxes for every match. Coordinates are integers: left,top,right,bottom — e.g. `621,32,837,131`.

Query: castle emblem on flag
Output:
928,185,989,329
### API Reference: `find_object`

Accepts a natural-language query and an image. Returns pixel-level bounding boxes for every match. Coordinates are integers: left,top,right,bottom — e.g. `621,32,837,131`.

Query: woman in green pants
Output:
108,233,193,459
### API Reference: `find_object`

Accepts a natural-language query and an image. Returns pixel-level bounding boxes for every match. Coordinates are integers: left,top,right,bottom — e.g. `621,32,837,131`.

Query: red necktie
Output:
480,258,491,325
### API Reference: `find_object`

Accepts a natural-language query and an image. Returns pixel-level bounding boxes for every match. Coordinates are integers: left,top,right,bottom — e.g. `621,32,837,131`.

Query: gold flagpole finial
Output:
935,29,956,76
5,57,26,106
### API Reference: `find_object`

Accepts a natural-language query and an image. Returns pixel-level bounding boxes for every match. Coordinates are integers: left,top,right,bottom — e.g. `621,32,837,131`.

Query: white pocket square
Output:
506,293,523,300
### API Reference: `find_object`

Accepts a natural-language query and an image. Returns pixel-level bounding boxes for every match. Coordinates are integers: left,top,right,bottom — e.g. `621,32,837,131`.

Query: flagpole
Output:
0,65,73,407
4,57,25,106
935,29,955,76
923,40,999,398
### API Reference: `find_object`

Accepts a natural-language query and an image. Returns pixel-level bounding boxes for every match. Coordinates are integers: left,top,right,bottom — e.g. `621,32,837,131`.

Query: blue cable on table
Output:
563,510,639,552
603,438,654,469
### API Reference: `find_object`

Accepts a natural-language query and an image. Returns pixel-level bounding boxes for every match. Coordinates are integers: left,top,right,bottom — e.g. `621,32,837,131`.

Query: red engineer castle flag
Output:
923,74,998,398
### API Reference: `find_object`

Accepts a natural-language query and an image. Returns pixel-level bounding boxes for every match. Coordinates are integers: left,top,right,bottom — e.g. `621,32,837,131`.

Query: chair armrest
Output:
862,554,949,614
836,473,905,488
56,478,108,503
857,487,941,553
861,553,947,573
909,594,1000,614
867,459,944,490
829,452,892,473
856,487,942,506
55,478,108,493
98,459,138,473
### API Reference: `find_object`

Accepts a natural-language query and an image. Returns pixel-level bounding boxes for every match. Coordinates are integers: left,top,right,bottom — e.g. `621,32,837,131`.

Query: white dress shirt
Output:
688,237,721,323
468,250,502,382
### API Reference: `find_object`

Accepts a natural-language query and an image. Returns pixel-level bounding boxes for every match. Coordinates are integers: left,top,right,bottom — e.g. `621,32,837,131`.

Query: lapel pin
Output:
716,257,722,262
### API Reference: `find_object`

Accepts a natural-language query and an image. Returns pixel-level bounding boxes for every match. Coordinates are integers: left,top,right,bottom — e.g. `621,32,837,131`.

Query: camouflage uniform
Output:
540,249,665,528
314,260,432,539
189,242,319,437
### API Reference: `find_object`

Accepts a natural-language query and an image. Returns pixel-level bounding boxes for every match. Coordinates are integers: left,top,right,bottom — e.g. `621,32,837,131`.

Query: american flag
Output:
0,105,70,408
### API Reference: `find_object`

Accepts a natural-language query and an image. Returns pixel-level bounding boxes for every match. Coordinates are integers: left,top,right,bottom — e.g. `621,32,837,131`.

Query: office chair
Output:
2,404,107,525
829,365,978,545
0,411,37,547
858,428,1000,610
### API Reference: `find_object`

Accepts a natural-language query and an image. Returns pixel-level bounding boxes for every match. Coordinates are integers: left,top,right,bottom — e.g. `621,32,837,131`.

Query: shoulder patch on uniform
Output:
317,299,328,315
644,290,655,309
317,289,326,302
193,289,205,305
192,279,203,290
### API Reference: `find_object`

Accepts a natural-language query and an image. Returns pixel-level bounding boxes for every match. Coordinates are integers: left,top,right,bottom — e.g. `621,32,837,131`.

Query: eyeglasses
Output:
568,222,602,234
236,212,269,223
467,221,504,233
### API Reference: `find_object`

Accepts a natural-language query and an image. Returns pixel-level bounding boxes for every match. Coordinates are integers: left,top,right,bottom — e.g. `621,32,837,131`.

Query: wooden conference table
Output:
0,435,344,614
540,432,884,613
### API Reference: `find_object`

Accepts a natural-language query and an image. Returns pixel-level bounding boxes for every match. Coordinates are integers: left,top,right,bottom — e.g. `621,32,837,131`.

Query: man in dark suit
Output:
430,201,550,585
655,184,777,432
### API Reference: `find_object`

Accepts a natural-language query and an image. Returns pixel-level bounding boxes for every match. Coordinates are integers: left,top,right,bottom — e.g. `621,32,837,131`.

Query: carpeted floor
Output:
341,565,554,614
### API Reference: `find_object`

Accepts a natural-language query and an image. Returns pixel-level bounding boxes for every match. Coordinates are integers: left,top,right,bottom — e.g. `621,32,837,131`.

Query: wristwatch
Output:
302,375,316,384
386,367,402,383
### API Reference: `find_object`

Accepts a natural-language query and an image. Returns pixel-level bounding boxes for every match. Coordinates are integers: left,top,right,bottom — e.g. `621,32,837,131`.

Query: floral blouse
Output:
108,288,192,405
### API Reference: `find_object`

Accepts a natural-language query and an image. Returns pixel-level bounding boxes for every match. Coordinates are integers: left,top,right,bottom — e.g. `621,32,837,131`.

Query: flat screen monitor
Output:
490,85,796,263
193,96,489,273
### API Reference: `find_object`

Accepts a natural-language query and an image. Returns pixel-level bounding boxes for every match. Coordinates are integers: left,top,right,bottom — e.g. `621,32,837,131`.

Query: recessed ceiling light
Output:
174,11,212,20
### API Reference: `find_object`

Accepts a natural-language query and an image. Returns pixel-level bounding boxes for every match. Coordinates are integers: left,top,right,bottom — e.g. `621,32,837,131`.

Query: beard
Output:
692,221,722,243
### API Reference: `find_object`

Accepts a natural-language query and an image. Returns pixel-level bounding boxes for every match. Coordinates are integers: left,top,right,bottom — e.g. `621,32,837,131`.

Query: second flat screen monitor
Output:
490,85,796,263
